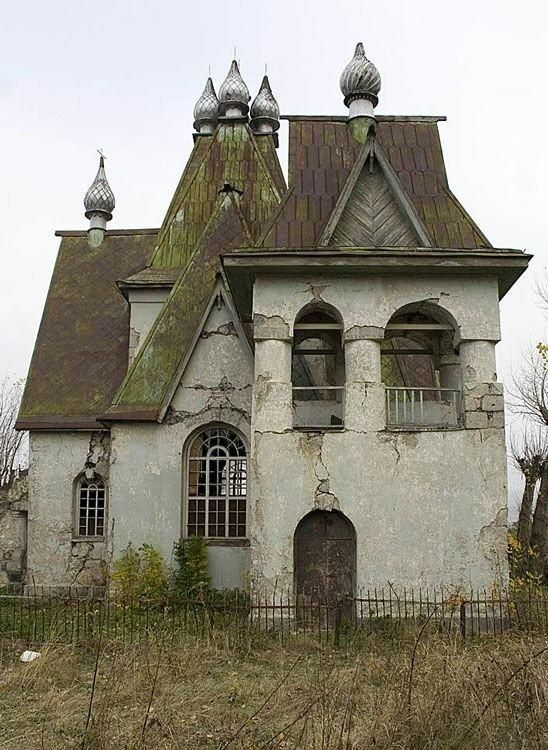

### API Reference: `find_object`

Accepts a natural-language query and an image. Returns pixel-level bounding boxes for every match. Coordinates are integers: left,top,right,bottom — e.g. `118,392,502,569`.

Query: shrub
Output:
111,542,168,605
172,537,210,600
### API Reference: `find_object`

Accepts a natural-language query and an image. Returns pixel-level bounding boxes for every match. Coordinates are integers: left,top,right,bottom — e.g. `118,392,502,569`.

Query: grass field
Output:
0,626,546,749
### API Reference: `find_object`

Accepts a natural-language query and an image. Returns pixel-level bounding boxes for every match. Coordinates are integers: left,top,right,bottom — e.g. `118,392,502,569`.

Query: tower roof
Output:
218,60,250,116
250,75,280,132
193,77,219,131
84,156,115,220
340,42,381,108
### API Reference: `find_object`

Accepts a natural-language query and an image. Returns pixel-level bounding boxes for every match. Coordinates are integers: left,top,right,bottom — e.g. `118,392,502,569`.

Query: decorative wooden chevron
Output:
329,156,420,247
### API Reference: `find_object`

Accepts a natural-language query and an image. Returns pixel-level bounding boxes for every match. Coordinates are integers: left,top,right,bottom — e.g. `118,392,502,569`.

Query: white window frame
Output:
184,426,248,540
74,473,107,540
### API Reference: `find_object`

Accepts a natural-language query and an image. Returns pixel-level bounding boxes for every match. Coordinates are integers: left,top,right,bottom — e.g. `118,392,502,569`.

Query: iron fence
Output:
0,586,547,647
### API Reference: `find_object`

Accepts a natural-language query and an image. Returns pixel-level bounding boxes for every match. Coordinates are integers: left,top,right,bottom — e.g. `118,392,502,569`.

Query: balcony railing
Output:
386,387,461,428
292,386,345,429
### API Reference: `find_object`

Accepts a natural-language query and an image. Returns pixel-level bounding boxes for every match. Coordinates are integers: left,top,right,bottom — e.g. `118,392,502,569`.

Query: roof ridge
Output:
55,228,160,237
440,183,492,248
281,115,447,122
149,133,217,265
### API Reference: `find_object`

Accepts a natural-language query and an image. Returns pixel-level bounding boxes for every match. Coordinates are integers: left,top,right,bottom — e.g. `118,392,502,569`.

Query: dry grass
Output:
0,627,546,749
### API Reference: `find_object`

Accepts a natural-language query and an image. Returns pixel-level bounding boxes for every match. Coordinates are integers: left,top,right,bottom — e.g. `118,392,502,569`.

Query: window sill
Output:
184,538,250,548
293,425,345,433
71,537,105,543
385,425,463,433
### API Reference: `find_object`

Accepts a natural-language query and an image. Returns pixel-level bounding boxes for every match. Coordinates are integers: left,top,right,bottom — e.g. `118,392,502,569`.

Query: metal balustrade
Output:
292,386,345,429
386,387,461,428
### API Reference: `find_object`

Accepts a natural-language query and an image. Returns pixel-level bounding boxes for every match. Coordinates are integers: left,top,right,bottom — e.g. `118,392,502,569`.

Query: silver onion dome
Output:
193,77,219,132
218,60,250,116
340,42,381,107
250,75,280,133
84,156,115,221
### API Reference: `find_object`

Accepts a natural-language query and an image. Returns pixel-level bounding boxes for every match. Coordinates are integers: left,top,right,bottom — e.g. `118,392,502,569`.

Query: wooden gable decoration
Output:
320,141,432,248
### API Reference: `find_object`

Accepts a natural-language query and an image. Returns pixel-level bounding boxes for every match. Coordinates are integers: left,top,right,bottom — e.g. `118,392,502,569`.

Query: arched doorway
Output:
294,510,356,614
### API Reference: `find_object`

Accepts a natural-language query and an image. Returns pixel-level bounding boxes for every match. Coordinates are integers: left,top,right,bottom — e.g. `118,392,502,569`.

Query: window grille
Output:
77,476,106,538
187,427,247,538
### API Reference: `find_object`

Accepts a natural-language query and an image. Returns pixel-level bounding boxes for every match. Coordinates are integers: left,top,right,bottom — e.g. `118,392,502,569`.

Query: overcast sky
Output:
2,0,547,509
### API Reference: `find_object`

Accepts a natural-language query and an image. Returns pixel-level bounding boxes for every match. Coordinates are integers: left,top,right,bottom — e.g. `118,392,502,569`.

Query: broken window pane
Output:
186,427,247,538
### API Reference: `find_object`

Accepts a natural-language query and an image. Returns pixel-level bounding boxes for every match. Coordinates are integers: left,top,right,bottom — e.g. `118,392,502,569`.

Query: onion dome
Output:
218,60,250,117
250,75,280,133
340,42,381,108
193,77,219,133
84,156,115,221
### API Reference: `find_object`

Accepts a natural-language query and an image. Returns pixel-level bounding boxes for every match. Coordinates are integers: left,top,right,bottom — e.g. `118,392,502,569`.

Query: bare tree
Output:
510,349,548,427
510,425,548,546
0,376,25,488
510,350,548,580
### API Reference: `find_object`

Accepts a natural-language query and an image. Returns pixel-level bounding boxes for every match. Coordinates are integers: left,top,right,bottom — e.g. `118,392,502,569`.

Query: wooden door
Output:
294,510,356,619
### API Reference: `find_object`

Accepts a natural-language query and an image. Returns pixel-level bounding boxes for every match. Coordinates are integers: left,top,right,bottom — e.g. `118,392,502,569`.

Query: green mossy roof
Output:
17,231,156,429
150,123,285,269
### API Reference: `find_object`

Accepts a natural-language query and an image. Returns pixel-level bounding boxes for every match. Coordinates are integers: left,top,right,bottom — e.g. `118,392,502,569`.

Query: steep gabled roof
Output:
261,116,490,249
105,193,253,420
17,230,157,430
150,123,286,268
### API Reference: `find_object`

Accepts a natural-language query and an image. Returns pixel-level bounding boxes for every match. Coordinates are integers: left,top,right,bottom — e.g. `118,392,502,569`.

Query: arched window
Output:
186,427,247,538
382,305,461,427
292,307,345,429
75,474,106,538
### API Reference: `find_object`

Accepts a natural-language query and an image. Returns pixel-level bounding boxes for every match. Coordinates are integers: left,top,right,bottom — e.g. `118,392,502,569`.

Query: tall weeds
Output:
0,627,546,749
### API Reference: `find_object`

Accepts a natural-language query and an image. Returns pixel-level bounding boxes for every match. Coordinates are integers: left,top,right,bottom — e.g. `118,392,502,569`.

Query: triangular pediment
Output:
320,141,432,248
107,194,252,419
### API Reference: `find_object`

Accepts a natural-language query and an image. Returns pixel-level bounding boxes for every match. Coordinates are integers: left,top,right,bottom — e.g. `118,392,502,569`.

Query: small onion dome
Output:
250,75,280,133
193,77,219,132
218,59,250,116
84,156,115,221
340,42,381,108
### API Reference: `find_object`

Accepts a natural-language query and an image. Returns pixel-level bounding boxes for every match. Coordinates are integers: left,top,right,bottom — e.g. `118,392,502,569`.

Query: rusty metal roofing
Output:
261,117,490,249
17,231,156,430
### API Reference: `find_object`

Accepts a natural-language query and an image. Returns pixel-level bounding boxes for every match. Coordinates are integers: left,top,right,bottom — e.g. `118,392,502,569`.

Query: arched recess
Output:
294,509,356,608
382,301,462,427
183,424,248,539
292,303,345,429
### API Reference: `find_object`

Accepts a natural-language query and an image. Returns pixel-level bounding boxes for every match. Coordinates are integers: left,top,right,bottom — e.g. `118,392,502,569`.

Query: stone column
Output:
459,340,504,429
344,326,385,432
438,353,462,390
252,315,293,433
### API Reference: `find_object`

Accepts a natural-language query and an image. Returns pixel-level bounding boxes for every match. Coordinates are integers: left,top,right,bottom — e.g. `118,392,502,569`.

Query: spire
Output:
84,154,115,247
193,77,219,135
218,60,250,118
250,75,280,134
340,42,381,120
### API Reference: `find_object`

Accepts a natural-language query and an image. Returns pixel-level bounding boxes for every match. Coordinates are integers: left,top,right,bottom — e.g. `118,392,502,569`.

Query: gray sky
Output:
2,0,547,509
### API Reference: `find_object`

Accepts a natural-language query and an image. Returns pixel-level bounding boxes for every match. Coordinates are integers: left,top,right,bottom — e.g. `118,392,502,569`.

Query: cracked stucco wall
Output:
0,474,28,584
250,272,508,594
27,431,110,587
109,296,253,588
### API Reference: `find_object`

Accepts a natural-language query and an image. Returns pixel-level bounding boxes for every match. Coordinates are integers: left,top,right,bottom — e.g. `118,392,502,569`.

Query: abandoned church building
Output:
15,44,530,598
